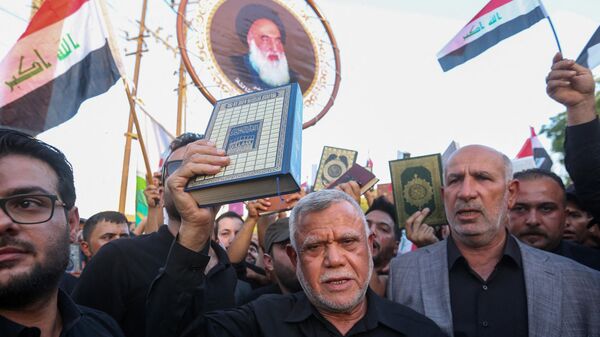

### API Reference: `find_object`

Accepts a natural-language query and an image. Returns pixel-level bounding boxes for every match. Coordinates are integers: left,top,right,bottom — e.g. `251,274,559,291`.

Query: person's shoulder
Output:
521,241,600,277
75,304,125,336
375,295,443,336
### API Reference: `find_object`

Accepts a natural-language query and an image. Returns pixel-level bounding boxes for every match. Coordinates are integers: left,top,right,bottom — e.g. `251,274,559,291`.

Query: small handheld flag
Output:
576,26,600,70
437,0,550,72
516,126,553,171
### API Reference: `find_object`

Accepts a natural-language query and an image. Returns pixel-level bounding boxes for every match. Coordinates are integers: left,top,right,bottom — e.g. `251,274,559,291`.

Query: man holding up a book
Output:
145,139,444,337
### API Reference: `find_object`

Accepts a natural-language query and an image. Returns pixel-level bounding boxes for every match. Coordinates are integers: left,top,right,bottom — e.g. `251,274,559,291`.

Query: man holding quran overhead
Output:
144,139,444,337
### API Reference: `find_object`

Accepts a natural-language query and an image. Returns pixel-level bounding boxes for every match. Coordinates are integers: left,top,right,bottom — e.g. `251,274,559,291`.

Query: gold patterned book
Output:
185,84,302,206
389,154,447,227
313,146,357,191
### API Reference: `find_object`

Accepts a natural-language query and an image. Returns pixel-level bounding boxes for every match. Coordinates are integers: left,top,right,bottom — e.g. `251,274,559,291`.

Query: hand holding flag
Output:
546,52,595,111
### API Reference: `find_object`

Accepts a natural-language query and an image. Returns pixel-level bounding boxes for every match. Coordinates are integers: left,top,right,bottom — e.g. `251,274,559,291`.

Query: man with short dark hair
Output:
80,211,130,259
388,144,600,337
145,141,444,337
244,217,301,303
564,185,599,248
73,132,237,337
365,196,400,274
0,129,123,336
214,211,244,249
508,169,600,270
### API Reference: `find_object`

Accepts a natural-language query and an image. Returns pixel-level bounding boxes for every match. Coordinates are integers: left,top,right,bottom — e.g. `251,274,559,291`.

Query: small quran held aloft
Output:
185,84,302,206
389,154,447,227
327,164,379,195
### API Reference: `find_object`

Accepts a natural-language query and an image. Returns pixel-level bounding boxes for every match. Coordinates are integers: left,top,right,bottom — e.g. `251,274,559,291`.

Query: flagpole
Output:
118,0,149,214
175,6,188,136
123,79,153,183
546,16,563,54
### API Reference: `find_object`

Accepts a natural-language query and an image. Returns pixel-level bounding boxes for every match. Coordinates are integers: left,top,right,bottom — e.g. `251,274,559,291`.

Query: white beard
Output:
248,40,290,87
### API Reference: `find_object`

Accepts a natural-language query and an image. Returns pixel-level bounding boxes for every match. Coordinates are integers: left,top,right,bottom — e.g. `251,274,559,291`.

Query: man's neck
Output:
0,291,62,337
167,218,181,236
318,298,367,336
453,230,507,281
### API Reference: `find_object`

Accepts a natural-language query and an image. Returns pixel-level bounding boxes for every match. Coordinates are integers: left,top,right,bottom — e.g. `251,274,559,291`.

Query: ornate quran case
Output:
185,83,302,206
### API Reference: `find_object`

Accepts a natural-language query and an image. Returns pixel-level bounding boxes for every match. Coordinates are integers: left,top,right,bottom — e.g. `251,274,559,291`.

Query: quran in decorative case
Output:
185,83,302,206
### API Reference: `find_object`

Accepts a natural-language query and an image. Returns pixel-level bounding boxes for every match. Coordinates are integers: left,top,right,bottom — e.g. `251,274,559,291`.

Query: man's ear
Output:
67,206,80,242
80,241,92,258
507,179,519,209
368,232,375,255
263,253,274,272
286,244,298,272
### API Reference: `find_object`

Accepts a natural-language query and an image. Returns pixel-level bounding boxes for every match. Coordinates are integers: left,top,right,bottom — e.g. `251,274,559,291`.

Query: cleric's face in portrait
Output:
246,18,290,87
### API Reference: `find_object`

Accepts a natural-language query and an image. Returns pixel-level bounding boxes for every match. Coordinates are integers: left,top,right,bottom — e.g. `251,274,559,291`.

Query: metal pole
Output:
118,0,149,214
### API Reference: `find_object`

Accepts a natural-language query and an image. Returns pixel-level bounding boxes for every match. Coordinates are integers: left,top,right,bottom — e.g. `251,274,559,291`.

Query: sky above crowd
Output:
1,0,599,217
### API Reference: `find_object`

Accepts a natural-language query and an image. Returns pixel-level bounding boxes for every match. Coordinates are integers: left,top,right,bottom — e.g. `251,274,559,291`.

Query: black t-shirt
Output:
72,225,237,337
0,290,124,337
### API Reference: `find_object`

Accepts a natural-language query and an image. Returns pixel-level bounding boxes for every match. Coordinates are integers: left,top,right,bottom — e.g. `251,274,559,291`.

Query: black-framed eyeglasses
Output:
161,160,183,183
0,194,67,224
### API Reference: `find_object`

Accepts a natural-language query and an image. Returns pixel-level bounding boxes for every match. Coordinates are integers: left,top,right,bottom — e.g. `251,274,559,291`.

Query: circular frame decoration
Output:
177,0,341,129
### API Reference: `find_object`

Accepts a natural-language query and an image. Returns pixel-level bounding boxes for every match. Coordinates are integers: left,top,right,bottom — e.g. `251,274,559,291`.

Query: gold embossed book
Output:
185,83,302,206
389,154,447,227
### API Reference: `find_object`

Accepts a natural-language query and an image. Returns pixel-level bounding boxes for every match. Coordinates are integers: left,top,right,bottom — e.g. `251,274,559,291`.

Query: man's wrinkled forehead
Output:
444,145,506,179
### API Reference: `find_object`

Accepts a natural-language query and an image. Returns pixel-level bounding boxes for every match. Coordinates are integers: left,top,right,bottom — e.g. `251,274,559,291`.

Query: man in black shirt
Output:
388,144,600,337
146,140,444,337
0,130,123,337
72,133,237,337
508,169,600,271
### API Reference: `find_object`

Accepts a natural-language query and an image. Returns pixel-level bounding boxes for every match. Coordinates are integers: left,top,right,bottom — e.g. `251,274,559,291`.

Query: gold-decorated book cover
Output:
185,83,302,206
389,154,446,227
313,146,357,191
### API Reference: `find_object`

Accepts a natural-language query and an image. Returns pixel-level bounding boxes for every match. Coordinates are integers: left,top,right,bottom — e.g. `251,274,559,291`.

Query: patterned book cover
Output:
389,154,447,227
313,146,357,191
185,83,302,206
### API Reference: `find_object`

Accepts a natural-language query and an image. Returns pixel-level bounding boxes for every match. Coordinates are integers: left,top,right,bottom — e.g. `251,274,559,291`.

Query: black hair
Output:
83,211,129,242
365,196,401,240
513,168,566,204
0,128,76,209
214,211,244,237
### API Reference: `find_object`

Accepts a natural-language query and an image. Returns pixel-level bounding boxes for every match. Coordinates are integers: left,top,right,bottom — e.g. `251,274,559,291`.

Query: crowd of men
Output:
0,54,599,337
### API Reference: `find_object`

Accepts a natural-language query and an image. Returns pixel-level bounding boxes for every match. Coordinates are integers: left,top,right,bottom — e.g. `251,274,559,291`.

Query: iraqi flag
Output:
437,0,548,72
576,26,600,70
0,0,123,135
516,126,553,171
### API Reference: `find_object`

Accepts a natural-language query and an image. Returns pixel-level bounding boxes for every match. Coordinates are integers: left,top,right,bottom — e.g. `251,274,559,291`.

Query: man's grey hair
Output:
289,189,368,250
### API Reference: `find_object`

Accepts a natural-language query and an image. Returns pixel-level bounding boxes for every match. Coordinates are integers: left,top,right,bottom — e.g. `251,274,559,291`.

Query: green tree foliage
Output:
541,78,600,164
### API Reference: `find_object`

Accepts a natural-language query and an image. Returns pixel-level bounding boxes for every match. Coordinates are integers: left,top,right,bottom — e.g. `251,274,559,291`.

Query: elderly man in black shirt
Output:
0,130,123,337
146,139,444,337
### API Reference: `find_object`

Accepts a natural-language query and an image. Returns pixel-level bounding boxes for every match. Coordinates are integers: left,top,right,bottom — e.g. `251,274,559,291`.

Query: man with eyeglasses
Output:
73,133,238,337
0,129,124,337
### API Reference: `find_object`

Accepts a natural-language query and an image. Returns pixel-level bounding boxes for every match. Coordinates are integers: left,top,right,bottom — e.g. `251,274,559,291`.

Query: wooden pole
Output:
30,0,44,18
176,59,186,136
175,12,188,136
122,79,153,183
118,0,149,214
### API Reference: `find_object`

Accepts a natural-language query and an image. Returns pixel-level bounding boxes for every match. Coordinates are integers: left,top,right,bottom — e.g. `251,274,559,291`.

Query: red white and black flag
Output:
516,126,553,171
0,0,123,135
437,0,548,72
576,26,600,70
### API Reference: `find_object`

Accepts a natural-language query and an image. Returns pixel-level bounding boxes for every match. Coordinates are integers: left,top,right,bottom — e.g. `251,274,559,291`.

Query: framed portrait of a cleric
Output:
389,154,447,228
176,0,340,129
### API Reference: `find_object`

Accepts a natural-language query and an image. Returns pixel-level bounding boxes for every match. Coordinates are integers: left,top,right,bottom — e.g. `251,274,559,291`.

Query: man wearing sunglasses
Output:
0,129,123,336
73,133,238,337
